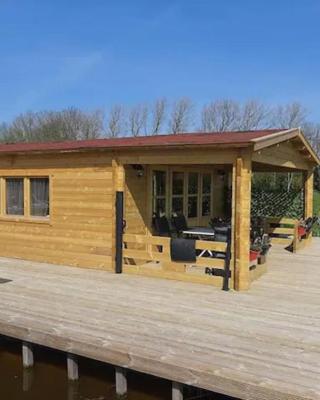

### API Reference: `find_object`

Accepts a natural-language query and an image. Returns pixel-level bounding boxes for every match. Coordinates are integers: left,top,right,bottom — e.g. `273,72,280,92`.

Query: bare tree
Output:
303,122,320,155
169,98,194,134
150,98,167,135
268,102,307,192
239,100,269,130
5,111,40,142
106,105,125,137
0,123,9,142
270,102,307,129
39,108,103,140
1,108,104,143
128,104,148,136
80,109,104,139
201,99,240,132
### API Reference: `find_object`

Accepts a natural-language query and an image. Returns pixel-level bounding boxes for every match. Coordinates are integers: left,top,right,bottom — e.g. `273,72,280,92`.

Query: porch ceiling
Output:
252,161,308,173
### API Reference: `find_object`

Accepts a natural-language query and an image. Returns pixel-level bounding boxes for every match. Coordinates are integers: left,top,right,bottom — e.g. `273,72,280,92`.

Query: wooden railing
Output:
266,217,311,252
266,217,297,244
122,233,232,287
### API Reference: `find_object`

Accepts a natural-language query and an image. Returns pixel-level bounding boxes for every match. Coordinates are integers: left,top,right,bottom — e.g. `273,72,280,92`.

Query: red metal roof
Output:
0,129,285,154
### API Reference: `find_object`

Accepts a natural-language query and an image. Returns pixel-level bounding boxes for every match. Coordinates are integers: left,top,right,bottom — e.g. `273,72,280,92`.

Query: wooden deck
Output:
0,239,319,400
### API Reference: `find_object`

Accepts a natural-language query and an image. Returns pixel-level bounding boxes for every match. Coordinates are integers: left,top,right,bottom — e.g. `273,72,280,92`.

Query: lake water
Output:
0,336,236,400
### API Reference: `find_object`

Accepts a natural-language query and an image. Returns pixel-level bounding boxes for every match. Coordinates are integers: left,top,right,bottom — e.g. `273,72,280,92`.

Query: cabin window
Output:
6,178,24,216
152,170,167,215
30,178,50,217
201,174,212,216
1,176,50,221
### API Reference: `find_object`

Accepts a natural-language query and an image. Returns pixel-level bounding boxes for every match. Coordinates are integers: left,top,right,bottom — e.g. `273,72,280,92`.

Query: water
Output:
0,336,235,400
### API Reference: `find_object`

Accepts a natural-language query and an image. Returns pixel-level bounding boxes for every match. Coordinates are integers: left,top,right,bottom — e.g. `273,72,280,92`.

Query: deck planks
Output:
0,240,319,399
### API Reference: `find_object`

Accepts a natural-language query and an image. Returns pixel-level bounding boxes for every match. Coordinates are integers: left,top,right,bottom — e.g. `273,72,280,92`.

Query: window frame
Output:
0,175,51,224
187,172,199,219
5,177,25,217
29,177,50,218
171,171,185,216
150,166,214,226
152,169,168,216
200,173,213,217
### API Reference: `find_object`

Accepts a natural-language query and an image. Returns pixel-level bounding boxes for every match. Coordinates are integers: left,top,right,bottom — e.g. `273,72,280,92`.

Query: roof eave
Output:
252,128,320,166
251,128,299,151
0,141,251,156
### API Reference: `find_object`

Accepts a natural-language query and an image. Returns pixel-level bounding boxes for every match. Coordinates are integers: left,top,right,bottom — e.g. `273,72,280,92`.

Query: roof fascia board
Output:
252,128,299,151
0,142,250,156
297,130,320,165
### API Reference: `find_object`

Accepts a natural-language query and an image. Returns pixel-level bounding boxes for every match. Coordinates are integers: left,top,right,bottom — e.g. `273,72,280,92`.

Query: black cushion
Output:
170,238,196,262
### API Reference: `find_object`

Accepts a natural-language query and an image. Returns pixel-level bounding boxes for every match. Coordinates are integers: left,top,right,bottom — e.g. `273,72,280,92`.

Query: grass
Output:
313,190,320,236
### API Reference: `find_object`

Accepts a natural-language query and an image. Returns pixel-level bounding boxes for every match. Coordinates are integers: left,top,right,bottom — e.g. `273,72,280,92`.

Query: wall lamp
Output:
131,164,145,178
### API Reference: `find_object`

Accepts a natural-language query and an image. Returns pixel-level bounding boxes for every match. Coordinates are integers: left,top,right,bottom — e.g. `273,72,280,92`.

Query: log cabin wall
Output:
0,151,114,270
124,165,150,235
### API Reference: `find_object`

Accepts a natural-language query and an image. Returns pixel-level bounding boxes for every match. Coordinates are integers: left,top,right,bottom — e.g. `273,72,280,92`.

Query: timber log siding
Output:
0,152,114,270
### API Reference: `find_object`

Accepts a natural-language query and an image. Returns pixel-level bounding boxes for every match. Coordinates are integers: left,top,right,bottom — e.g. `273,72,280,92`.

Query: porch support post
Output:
113,160,125,274
304,169,314,219
304,169,314,243
234,150,252,291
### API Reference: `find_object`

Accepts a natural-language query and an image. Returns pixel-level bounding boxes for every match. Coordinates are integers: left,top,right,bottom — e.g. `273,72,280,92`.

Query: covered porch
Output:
114,128,319,290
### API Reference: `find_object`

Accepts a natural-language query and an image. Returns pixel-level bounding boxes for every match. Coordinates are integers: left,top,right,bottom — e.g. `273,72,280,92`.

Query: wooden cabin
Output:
0,128,318,291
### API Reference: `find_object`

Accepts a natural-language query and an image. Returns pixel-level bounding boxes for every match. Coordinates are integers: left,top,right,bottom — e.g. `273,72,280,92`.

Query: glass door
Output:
187,172,199,226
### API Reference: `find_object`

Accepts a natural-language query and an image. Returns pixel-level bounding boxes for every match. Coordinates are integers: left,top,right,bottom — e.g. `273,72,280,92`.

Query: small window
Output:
6,178,24,216
30,178,49,217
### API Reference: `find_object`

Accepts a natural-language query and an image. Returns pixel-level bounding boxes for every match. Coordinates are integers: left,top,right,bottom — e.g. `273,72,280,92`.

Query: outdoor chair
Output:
153,215,172,237
209,217,231,229
298,216,319,240
171,214,188,236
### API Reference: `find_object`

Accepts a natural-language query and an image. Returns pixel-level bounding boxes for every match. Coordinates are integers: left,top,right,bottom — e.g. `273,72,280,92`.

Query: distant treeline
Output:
0,98,319,190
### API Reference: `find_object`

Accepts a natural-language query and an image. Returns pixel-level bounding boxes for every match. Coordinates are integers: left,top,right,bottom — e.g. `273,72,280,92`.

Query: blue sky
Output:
1,0,320,122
